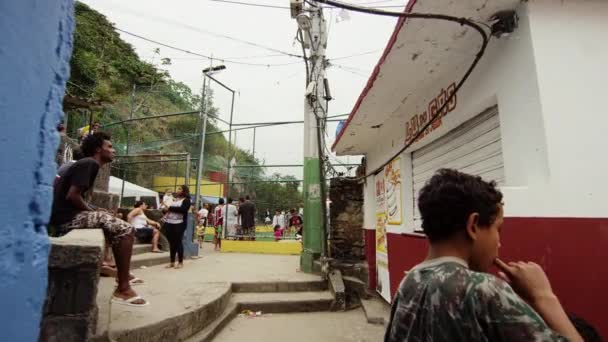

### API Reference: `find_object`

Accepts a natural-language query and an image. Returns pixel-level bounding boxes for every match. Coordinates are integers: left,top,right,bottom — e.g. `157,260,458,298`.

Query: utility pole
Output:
194,71,209,212
293,0,329,273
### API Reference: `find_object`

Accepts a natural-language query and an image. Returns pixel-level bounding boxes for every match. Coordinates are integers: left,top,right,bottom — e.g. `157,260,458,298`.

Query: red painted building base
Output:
366,217,608,339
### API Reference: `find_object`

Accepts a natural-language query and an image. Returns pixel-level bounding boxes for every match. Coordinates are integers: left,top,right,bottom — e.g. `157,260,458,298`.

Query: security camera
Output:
490,10,518,38
290,0,303,19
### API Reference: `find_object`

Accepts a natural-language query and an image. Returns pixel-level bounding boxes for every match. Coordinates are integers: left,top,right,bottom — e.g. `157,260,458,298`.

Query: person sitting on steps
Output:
50,131,148,307
128,201,162,253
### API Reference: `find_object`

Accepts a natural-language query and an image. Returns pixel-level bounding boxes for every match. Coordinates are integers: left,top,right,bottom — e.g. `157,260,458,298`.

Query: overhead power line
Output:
108,3,305,59
210,0,406,9
209,0,290,9
115,28,302,67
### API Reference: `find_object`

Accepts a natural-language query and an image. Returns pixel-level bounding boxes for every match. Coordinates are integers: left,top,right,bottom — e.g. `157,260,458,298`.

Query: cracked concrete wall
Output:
0,1,75,340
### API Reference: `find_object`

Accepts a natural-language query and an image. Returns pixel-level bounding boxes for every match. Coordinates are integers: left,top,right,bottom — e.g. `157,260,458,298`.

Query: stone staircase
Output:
92,278,334,342
185,280,333,342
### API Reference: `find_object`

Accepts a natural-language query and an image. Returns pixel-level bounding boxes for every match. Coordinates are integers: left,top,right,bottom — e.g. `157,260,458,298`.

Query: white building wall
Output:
527,0,608,218
363,1,608,233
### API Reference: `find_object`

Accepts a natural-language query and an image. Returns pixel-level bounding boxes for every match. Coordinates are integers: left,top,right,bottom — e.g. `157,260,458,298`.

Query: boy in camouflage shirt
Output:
385,169,582,342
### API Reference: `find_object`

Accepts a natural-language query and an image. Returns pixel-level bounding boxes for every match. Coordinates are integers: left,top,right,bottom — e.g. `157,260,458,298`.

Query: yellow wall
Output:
221,240,302,255
153,176,224,197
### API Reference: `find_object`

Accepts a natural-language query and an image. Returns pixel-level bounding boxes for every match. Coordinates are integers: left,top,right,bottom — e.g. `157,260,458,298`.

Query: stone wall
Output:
40,229,103,342
329,178,364,261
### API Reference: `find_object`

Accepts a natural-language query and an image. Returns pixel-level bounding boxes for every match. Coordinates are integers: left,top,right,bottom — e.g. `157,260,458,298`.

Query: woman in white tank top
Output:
127,201,162,252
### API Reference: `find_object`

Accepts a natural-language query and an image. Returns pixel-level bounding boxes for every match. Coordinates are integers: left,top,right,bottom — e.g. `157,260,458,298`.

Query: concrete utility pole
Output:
293,0,329,273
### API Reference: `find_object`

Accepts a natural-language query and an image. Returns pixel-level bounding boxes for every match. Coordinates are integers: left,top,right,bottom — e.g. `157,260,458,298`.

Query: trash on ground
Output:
239,309,264,318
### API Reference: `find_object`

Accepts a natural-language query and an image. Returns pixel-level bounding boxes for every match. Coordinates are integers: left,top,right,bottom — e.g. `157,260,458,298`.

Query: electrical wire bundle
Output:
308,0,491,181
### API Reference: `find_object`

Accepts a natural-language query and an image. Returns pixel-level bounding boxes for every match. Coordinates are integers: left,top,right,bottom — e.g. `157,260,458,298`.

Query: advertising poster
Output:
375,172,391,301
385,157,402,225
375,212,391,301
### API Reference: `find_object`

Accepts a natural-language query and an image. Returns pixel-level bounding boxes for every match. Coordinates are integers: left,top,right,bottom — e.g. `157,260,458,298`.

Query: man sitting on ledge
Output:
50,132,148,307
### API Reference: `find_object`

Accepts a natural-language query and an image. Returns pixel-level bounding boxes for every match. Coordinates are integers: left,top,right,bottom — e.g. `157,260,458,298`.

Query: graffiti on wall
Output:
405,82,457,143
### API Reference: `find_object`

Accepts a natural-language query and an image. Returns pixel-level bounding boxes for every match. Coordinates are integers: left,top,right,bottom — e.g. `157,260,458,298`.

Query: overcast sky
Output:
81,0,404,178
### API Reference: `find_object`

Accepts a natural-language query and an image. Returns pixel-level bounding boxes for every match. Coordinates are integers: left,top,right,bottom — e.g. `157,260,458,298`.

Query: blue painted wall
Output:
0,1,74,340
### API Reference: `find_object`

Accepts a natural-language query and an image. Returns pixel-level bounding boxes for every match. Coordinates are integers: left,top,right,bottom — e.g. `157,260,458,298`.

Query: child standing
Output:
214,198,225,251
273,224,283,241
214,223,223,251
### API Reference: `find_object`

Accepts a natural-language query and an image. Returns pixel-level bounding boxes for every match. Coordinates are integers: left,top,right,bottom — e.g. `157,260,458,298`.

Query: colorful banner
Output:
375,213,388,254
385,157,402,225
375,212,391,301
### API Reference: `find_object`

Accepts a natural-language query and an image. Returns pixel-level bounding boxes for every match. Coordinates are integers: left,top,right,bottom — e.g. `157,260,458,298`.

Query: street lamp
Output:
194,64,227,212
193,64,236,218
203,65,226,74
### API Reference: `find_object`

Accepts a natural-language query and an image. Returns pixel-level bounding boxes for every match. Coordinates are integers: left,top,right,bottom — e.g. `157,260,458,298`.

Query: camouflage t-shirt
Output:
384,257,567,342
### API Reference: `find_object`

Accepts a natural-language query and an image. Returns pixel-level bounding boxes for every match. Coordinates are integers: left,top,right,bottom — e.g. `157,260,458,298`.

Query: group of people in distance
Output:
270,208,303,241
196,196,257,250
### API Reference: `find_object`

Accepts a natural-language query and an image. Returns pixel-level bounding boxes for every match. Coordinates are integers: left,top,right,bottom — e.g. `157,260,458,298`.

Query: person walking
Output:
213,199,225,248
163,185,191,269
225,198,239,239
239,195,256,240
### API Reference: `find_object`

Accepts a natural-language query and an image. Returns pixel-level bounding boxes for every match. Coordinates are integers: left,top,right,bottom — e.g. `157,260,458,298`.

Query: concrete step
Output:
234,291,335,314
344,275,372,299
132,243,152,255
185,290,335,342
361,295,391,326
130,251,168,269
183,301,239,342
231,280,327,293
91,282,232,342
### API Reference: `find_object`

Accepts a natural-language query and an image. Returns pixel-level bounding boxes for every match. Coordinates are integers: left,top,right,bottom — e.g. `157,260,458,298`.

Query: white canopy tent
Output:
109,176,160,208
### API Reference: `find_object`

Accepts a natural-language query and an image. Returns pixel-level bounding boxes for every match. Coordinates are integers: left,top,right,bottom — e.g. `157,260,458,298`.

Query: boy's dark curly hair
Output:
418,169,503,243
80,131,111,157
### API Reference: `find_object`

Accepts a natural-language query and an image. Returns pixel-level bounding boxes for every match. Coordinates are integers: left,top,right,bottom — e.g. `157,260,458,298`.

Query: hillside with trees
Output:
64,2,302,210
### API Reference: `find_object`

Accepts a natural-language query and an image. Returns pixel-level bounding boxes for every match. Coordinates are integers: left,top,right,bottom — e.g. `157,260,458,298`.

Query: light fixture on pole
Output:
194,64,227,212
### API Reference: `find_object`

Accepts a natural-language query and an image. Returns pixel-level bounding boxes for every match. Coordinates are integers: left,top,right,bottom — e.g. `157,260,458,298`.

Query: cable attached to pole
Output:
313,0,491,180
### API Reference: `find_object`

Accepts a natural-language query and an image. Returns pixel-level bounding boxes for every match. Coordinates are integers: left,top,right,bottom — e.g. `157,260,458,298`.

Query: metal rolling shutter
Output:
412,106,504,229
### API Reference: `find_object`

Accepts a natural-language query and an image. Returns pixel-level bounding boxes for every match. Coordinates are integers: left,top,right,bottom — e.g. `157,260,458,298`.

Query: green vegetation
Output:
65,2,302,209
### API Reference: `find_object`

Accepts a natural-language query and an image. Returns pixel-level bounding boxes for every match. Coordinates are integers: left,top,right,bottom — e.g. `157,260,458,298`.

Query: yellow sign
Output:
375,213,388,254
153,176,223,197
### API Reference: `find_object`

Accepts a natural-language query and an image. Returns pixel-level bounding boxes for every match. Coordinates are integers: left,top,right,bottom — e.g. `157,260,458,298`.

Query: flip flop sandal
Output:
130,277,145,285
115,277,144,286
111,295,149,307
151,250,164,253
